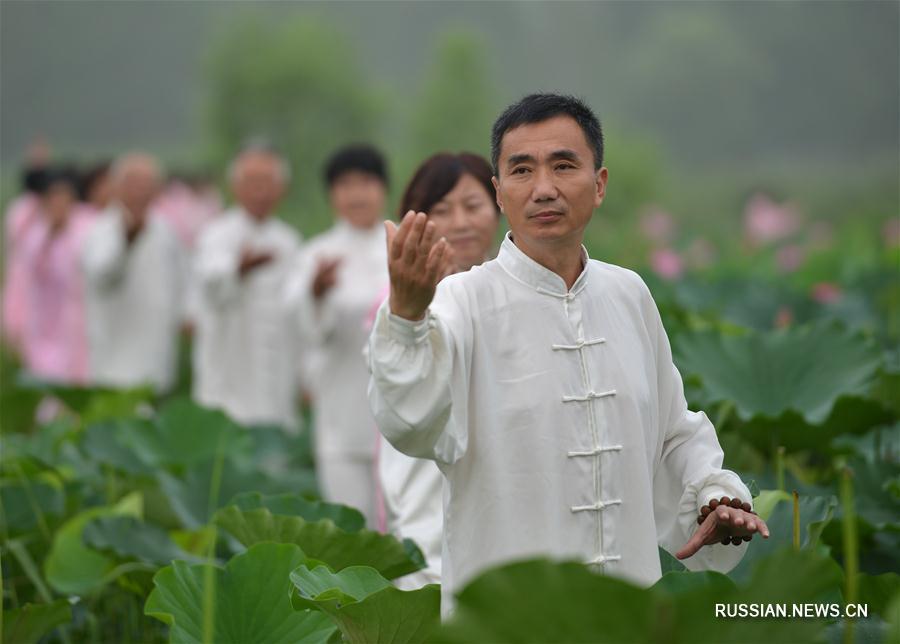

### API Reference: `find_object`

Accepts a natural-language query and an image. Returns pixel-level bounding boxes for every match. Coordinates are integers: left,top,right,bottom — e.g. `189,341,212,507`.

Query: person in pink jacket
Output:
15,166,92,383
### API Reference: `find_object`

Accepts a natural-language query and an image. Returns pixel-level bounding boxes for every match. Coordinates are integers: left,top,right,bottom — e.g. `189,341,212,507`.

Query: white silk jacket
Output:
368,233,750,614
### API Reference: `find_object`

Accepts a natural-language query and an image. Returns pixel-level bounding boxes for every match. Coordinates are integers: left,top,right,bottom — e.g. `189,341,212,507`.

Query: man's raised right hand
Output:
386,211,454,321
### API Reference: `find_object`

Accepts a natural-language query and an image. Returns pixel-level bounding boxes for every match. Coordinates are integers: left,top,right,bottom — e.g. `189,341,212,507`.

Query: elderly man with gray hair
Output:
192,142,302,429
81,152,184,391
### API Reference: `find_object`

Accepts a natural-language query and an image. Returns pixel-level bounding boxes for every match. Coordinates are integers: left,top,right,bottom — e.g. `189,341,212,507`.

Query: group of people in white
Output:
3,93,768,611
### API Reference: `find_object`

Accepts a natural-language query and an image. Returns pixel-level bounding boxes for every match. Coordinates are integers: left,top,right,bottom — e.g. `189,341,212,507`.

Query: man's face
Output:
492,115,607,254
329,170,386,229
232,153,286,221
118,164,161,220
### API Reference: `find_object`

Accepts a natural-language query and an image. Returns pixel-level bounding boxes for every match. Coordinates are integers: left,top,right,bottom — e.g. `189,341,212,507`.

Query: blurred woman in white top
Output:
374,152,501,587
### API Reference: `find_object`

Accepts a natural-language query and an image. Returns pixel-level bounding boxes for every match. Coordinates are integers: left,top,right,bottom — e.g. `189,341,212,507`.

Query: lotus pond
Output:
1,227,898,644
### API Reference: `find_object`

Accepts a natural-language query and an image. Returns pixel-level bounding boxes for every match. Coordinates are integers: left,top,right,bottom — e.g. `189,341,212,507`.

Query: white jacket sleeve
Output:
366,287,469,466
194,226,241,310
646,281,751,573
82,216,128,290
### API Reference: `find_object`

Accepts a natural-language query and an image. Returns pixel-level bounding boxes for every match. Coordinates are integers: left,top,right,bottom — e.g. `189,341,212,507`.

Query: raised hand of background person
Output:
311,257,342,299
238,247,275,277
386,211,454,321
675,498,770,560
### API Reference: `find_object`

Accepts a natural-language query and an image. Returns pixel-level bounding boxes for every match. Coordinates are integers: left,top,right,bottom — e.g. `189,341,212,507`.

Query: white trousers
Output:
317,453,376,529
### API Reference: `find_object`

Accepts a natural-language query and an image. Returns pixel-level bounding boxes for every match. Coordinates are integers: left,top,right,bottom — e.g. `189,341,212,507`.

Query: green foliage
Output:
407,30,495,163
43,492,143,596
229,492,366,533
83,516,203,566
214,505,425,580
436,549,843,643
290,562,440,644
145,542,336,644
2,600,71,644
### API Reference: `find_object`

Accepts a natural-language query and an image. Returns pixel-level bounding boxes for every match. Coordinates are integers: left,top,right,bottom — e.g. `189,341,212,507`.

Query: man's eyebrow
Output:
506,153,536,168
548,149,580,163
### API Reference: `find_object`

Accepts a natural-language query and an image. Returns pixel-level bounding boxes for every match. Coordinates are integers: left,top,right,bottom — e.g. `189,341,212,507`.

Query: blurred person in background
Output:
77,160,113,217
81,153,183,392
2,138,53,353
192,142,301,429
374,152,502,588
284,144,390,525
13,165,91,383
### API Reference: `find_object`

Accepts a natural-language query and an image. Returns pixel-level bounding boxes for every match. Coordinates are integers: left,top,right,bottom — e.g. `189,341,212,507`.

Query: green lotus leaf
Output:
229,492,365,533
214,506,425,579
290,562,439,644
435,558,656,643
83,516,204,565
43,492,143,595
858,573,900,618
0,479,65,536
145,542,335,644
120,398,251,469
157,458,318,529
2,600,72,644
435,549,841,643
80,419,156,475
729,493,837,584
673,322,885,425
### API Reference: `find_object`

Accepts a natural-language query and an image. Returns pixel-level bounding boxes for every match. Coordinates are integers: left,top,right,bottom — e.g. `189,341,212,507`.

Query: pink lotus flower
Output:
650,248,684,281
639,207,676,244
775,306,794,329
743,193,801,246
776,244,805,273
811,282,842,304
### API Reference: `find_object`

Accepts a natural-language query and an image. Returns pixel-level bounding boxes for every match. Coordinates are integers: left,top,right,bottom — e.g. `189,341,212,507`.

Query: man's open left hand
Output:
675,504,769,560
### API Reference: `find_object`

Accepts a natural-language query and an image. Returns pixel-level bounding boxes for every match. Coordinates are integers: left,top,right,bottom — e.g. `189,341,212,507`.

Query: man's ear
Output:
594,167,608,208
492,176,503,213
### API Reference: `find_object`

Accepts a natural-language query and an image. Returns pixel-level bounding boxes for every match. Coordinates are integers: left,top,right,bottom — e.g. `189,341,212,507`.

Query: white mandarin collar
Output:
496,231,590,298
335,218,386,244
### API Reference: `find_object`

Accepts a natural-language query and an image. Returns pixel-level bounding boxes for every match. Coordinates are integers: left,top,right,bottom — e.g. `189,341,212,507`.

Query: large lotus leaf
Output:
435,559,657,643
668,548,843,644
858,573,900,618
214,506,425,579
229,492,365,533
144,542,335,644
43,492,142,595
120,398,251,469
728,493,837,584
157,458,318,529
739,396,895,453
673,322,884,425
83,516,204,566
0,479,65,536
290,562,439,644
831,423,900,463
2,600,72,644
80,419,157,475
436,549,841,644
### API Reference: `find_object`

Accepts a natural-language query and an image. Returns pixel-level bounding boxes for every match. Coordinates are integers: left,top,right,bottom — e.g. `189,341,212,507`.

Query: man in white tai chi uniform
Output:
82,153,183,392
367,94,768,613
193,144,301,428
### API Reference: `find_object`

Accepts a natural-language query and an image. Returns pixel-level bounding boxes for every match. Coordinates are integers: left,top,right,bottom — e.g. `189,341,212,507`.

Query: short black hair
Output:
491,93,604,174
323,144,389,187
